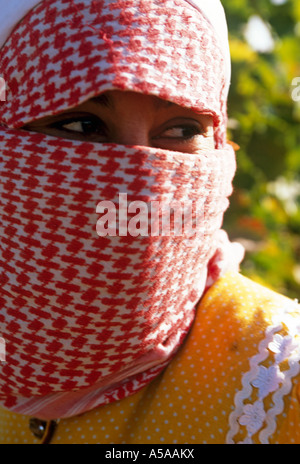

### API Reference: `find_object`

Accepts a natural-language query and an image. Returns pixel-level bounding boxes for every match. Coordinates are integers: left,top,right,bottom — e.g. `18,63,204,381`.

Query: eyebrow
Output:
90,94,112,107
90,93,175,110
155,99,175,109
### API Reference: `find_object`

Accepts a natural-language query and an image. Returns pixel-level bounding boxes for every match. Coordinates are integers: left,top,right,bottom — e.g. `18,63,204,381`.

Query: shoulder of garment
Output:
0,271,299,444
193,270,300,444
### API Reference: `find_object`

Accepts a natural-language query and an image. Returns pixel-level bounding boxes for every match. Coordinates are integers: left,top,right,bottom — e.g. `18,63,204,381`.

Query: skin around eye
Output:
53,117,203,141
22,91,215,153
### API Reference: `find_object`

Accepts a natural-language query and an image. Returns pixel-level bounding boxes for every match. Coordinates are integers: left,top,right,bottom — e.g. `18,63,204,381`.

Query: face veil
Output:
0,0,242,419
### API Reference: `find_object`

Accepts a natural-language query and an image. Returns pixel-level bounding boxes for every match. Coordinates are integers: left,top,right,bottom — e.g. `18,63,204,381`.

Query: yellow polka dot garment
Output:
1,272,300,444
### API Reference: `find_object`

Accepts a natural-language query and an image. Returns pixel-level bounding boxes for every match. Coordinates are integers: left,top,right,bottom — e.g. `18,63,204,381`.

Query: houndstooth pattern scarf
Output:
0,0,242,419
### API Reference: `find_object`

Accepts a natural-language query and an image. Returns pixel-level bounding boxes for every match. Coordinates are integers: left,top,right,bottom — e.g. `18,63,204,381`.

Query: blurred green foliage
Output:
222,0,300,298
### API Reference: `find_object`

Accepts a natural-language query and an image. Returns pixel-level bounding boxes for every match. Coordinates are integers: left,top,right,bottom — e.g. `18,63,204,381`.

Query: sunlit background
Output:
222,0,300,298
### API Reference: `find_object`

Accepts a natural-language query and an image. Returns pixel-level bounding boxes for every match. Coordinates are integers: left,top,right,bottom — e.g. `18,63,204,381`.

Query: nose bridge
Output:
114,118,150,147
109,91,154,147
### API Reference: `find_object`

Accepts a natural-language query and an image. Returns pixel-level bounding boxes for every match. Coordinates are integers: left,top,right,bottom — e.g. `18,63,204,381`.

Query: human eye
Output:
152,116,214,153
160,123,203,140
50,114,107,140
154,118,205,143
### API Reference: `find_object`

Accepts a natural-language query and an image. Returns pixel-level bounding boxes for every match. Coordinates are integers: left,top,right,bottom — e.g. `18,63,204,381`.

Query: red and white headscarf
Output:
0,0,243,419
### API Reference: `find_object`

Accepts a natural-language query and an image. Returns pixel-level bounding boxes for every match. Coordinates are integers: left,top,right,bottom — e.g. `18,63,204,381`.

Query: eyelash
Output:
160,125,203,140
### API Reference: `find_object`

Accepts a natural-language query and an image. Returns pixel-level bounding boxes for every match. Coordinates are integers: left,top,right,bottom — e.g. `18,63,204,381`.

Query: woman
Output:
0,0,299,445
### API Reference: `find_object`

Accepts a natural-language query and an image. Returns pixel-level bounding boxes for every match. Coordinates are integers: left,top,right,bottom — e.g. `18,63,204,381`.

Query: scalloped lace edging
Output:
226,300,300,444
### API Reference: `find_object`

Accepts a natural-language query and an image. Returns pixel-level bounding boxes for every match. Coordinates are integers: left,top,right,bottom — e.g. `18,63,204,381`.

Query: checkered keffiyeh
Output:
0,0,239,419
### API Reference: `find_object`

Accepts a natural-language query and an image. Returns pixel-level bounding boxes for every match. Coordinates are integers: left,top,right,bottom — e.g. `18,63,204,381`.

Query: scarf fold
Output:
0,127,238,418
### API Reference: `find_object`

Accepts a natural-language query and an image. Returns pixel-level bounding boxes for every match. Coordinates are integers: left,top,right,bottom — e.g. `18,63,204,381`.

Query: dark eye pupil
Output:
181,126,197,138
81,119,98,134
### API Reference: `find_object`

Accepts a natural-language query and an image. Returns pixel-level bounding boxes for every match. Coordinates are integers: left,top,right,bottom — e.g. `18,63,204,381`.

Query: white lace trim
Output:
226,300,300,444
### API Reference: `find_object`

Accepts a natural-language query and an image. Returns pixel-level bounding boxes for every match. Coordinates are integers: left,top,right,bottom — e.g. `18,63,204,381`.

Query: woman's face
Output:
23,90,215,154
